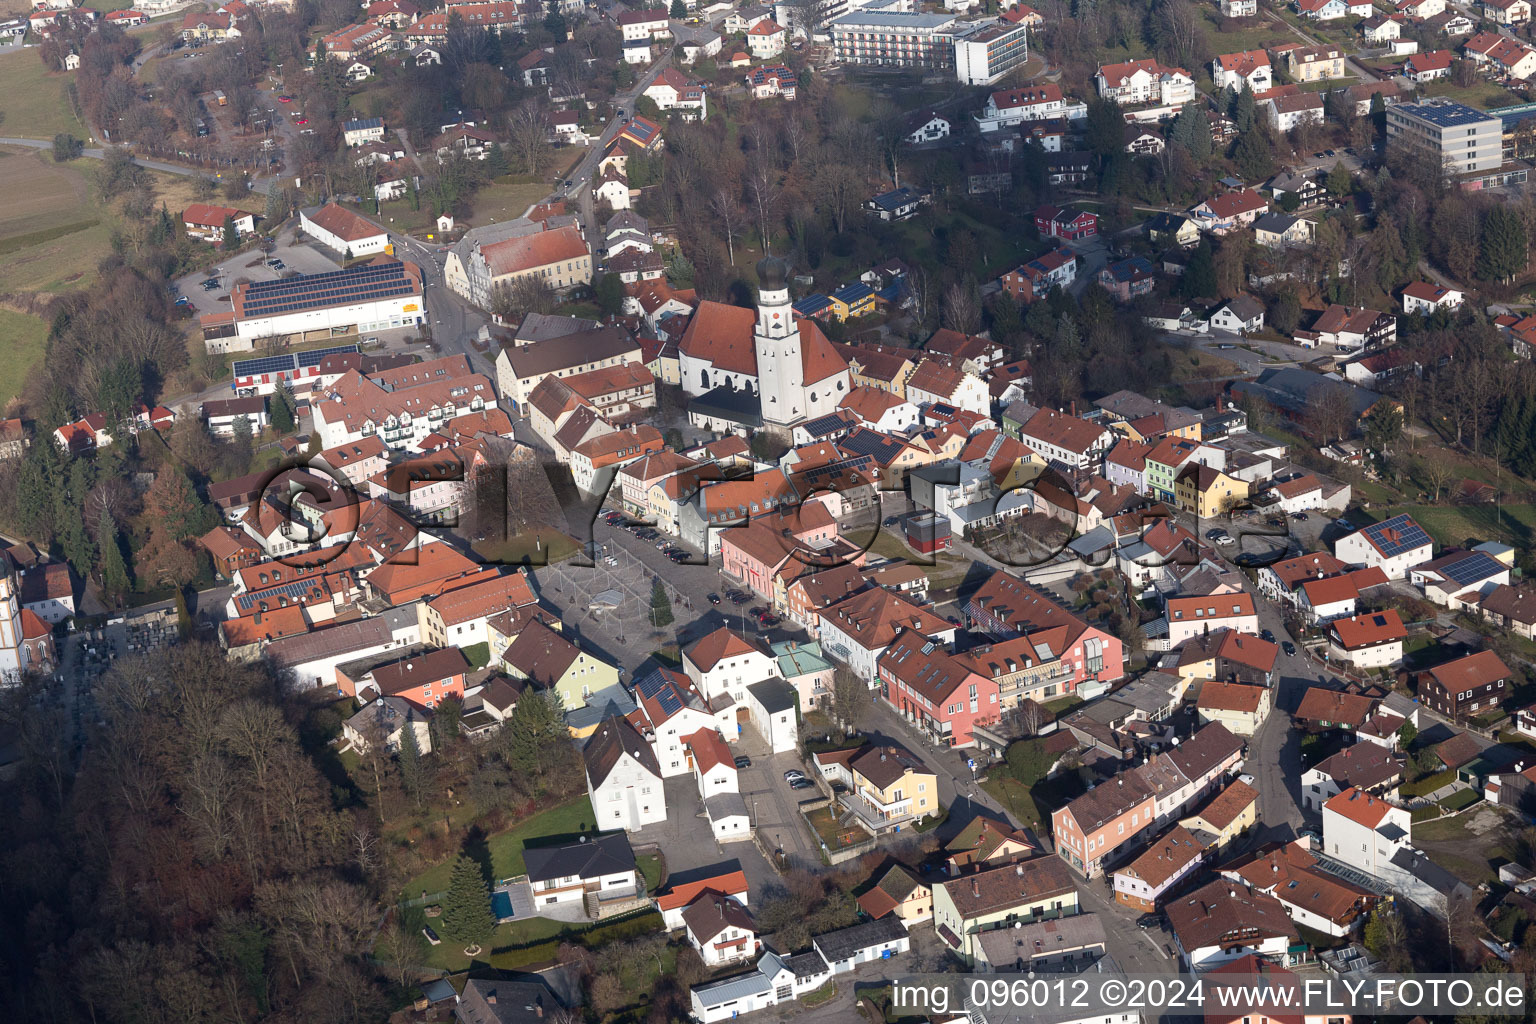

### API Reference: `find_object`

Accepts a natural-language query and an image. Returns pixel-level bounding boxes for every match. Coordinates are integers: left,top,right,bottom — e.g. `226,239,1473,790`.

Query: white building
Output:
213,258,425,349
1095,58,1195,106
299,202,390,256
1332,514,1434,579
1322,787,1411,876
683,626,781,707
584,715,668,832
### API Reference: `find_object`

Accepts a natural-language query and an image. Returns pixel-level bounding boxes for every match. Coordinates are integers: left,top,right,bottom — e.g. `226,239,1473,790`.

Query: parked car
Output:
1282,641,1296,656
882,516,900,527
1261,629,1276,644
707,593,721,605
734,755,751,769
790,778,814,790
759,614,779,627
728,591,748,604
1137,913,1161,930
1336,518,1355,531
783,770,805,782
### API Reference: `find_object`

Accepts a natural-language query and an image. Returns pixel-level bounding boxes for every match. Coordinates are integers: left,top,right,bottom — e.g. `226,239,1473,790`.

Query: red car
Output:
295,117,308,125
277,95,292,102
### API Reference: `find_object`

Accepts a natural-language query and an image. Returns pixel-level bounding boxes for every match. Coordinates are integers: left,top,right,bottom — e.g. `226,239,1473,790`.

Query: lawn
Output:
1412,812,1474,842
1044,696,1084,716
468,179,552,227
1438,789,1481,812
636,852,663,893
979,774,1044,831
1398,768,1454,797
0,309,48,410
403,796,598,899
805,804,872,850
864,527,972,584
0,49,88,141
461,641,491,669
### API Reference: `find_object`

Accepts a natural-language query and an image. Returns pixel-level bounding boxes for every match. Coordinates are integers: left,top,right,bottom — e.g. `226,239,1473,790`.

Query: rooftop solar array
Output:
240,262,417,319
633,669,684,716
235,577,321,612
233,343,359,379
1440,551,1503,586
1363,514,1431,557
1396,101,1495,128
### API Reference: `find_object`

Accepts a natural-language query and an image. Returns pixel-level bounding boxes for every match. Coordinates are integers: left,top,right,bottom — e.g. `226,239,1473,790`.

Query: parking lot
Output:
175,233,349,313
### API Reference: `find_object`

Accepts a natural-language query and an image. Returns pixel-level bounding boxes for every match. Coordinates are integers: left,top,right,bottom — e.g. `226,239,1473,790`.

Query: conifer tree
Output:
441,854,493,948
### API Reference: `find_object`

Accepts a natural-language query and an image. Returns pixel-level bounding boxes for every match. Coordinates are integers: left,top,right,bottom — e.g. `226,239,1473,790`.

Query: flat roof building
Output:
1387,100,1503,176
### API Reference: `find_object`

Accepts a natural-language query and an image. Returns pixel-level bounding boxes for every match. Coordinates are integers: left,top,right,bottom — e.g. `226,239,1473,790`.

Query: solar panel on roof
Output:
1363,514,1430,558
233,353,300,377
298,344,361,368
1440,551,1502,586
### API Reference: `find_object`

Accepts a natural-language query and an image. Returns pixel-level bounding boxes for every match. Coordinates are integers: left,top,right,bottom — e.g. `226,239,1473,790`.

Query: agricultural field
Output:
0,146,104,294
0,48,89,141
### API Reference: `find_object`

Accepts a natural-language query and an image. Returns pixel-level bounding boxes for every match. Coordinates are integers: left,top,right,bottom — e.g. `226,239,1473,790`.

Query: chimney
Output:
487,992,497,1006
972,878,981,897
536,1003,544,1019
1016,863,1024,876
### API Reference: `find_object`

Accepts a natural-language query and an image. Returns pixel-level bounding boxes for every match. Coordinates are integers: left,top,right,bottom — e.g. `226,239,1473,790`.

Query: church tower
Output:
753,255,806,427
0,559,23,681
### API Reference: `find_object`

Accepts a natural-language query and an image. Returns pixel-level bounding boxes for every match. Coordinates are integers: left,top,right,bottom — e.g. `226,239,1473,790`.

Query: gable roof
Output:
584,714,662,786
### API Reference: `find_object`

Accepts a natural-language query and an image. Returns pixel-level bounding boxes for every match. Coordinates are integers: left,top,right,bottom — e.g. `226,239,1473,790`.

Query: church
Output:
0,559,55,681
679,256,851,432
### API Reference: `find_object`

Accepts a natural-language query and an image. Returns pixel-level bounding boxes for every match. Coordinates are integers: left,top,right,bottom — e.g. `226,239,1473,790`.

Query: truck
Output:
213,89,226,106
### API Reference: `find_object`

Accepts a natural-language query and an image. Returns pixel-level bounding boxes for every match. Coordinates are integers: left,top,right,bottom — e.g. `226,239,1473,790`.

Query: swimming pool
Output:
492,890,515,921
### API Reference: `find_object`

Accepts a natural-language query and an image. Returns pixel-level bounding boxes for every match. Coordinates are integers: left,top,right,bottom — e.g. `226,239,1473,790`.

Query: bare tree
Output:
942,281,982,336
746,165,781,249
711,188,742,267
830,667,865,735
1418,449,1455,503
812,163,861,234
507,100,550,175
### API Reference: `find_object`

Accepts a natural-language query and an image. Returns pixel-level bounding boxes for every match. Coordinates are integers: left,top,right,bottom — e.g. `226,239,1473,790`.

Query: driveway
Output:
735,729,822,869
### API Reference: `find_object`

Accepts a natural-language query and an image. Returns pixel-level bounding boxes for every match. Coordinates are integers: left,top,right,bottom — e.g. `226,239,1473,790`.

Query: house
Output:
1253,213,1313,248
1212,50,1272,92
343,696,432,756
456,978,567,1024
975,84,1086,133
1328,610,1407,669
878,629,998,748
1013,407,1113,468
645,67,708,119
905,109,951,143
1174,629,1278,688
1095,58,1196,107
1190,190,1268,235
837,743,941,831
1177,778,1259,850
813,916,911,974
866,186,928,222
1174,463,1249,518
349,648,468,710
1363,14,1401,44
1265,166,1327,208
856,864,933,925
1479,584,1536,640
1165,879,1298,970
1147,212,1201,249
183,203,256,241
684,891,759,966
584,714,667,832
1052,724,1244,877
1113,824,1205,911
1410,549,1509,608
1165,594,1259,647
1196,680,1272,737
821,586,954,683
972,912,1108,974
1333,514,1433,579
1482,0,1532,24
1096,257,1156,301
1287,44,1348,82
343,117,385,147
1322,787,1412,875
1222,846,1377,938
655,869,750,930
1417,650,1512,721
1401,281,1462,314
1296,567,1390,624
299,202,390,257
1303,742,1404,810
1405,48,1456,82
504,619,620,711
997,247,1078,303
522,832,641,911
1295,0,1349,19
943,813,1039,875
932,857,1080,963
1034,205,1098,240
683,626,780,705
1267,90,1326,132
745,17,786,58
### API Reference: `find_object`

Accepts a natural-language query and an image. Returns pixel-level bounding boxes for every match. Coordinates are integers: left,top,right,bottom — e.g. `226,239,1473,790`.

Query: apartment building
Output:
1387,100,1503,176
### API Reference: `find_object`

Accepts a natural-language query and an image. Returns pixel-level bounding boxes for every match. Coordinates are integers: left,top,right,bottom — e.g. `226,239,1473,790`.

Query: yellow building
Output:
500,618,621,713
856,864,934,925
1174,463,1249,518
851,745,939,824
1178,778,1259,851
836,343,915,395
1288,44,1346,82
830,282,878,321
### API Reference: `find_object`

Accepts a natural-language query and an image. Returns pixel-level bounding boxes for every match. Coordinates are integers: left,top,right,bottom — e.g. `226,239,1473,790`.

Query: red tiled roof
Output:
1322,786,1394,828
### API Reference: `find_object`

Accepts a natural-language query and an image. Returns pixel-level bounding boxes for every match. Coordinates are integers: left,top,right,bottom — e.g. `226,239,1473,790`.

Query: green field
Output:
402,796,597,899
0,49,88,141
0,310,48,410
